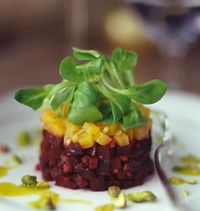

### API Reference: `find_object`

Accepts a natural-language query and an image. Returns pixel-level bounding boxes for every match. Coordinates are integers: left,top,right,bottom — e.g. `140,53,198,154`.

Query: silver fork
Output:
153,111,187,211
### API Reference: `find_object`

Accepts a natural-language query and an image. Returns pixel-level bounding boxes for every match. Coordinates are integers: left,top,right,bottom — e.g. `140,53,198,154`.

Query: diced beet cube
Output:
89,157,98,169
121,179,143,188
64,180,78,189
89,177,105,191
97,160,110,176
55,175,70,185
123,163,129,171
113,169,119,174
81,156,90,167
126,171,133,180
80,169,95,180
97,145,113,160
116,146,130,157
39,156,49,169
42,167,53,181
143,158,154,175
73,163,84,173
48,149,59,168
116,171,126,180
111,157,121,171
50,166,63,179
64,143,83,156
60,155,68,165
106,178,121,187
73,175,88,188
120,155,128,161
67,156,79,166
63,164,72,173
86,146,97,156
55,175,78,189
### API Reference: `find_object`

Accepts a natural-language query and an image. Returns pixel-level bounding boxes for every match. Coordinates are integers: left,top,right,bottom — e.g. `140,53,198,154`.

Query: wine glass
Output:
124,0,200,88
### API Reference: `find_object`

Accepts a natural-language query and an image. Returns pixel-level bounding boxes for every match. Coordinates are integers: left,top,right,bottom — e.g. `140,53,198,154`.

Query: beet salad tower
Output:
15,48,167,191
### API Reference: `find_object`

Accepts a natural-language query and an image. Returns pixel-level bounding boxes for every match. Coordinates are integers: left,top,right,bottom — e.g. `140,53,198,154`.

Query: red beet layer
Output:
39,129,154,191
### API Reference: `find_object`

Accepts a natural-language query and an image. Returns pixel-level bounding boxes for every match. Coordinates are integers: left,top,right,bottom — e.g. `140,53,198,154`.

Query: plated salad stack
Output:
15,48,167,191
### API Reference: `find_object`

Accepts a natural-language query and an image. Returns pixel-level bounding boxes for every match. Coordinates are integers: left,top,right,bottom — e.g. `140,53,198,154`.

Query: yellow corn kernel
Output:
132,119,151,141
40,109,57,124
106,124,120,136
83,122,100,136
114,132,129,146
65,121,81,134
126,128,134,141
94,131,112,145
78,132,95,149
139,105,151,119
64,133,72,146
41,109,66,137
43,119,65,137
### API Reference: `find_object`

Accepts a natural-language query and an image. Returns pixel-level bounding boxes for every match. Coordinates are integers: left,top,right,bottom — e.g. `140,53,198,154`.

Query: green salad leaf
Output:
73,47,101,60
72,81,97,107
49,82,76,110
68,105,103,124
15,85,54,110
119,79,167,104
121,108,147,129
15,47,167,129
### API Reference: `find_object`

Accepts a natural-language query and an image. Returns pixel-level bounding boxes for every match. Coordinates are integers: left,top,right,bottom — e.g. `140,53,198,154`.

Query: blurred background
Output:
0,0,200,96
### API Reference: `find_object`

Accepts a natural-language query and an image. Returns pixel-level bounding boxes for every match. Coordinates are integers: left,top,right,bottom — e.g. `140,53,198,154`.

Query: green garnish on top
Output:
15,48,167,129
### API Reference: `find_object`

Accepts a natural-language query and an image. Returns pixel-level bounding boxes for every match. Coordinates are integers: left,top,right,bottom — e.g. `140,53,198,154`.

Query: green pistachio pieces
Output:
186,179,197,185
21,175,50,189
17,131,32,147
21,175,37,187
112,191,127,208
107,186,121,198
95,203,114,211
36,180,50,189
169,177,185,185
127,191,157,203
169,176,197,185
182,190,189,197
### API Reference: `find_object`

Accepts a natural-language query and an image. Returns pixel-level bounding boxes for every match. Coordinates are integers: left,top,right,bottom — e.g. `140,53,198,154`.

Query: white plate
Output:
0,90,200,211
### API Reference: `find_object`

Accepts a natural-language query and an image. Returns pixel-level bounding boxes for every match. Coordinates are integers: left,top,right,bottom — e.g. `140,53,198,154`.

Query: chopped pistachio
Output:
127,191,157,203
186,179,197,185
108,186,121,198
172,165,200,176
169,177,185,185
36,180,50,189
180,154,200,164
182,190,189,197
22,175,37,187
95,203,114,211
112,191,126,208
12,154,22,165
17,131,32,147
